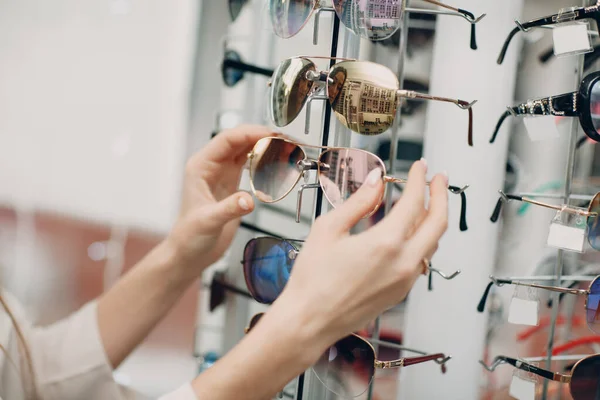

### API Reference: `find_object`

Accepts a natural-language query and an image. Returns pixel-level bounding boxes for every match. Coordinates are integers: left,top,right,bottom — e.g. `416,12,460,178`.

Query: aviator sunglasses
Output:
481,354,600,400
490,190,600,250
489,71,600,145
269,57,476,146
247,137,470,230
269,0,484,46
246,312,450,398
477,275,600,334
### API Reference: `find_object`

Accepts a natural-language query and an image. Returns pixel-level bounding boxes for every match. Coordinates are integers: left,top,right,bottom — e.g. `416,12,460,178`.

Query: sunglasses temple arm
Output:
497,26,521,64
547,280,582,308
222,59,274,77
240,221,281,238
215,280,254,299
480,356,564,381
403,354,451,373
490,109,514,144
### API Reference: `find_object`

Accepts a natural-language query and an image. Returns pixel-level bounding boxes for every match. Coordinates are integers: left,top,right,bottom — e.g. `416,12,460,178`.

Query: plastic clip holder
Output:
508,285,539,326
509,361,538,400
547,206,588,253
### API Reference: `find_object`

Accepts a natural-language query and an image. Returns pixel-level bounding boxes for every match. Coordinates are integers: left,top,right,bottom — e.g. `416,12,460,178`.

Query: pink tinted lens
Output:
269,0,315,38
318,148,384,208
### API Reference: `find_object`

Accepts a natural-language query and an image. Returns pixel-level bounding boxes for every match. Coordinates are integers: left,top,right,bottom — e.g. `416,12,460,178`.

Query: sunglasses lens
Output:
328,61,399,136
333,0,402,40
209,272,226,312
269,0,315,38
242,237,296,304
228,0,247,21
586,277,600,334
587,193,600,250
222,50,244,87
319,148,384,209
250,138,306,203
313,335,375,398
570,355,600,399
270,58,316,128
590,81,600,135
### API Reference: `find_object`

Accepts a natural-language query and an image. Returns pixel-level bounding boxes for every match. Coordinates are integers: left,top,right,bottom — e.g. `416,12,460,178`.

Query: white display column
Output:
398,1,523,399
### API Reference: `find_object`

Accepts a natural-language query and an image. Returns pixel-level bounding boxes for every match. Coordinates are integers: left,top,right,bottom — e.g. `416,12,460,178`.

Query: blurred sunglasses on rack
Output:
489,190,600,249
242,236,460,304
489,71,600,144
246,312,450,398
539,43,600,71
208,271,253,312
247,136,470,229
229,0,249,21
268,0,484,47
481,354,600,400
269,57,476,145
477,274,600,333
497,2,600,65
221,49,274,87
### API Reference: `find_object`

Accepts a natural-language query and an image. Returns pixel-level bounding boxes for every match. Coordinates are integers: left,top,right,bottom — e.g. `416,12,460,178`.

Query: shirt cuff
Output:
158,383,197,400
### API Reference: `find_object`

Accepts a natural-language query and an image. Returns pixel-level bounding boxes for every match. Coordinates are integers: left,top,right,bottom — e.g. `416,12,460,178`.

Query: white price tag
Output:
547,222,586,252
509,375,536,400
553,23,592,57
523,117,559,142
508,297,539,326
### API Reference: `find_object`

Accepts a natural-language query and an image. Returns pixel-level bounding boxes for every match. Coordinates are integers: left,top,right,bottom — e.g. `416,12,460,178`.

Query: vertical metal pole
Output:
541,21,586,399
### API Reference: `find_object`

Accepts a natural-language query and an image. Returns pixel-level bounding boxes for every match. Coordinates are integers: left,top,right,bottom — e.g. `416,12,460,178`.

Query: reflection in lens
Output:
586,277,600,334
313,335,375,398
328,61,399,135
269,0,315,38
319,148,384,209
250,138,306,203
333,0,403,40
587,193,600,250
222,50,244,87
570,355,600,400
270,58,316,127
243,237,296,304
591,81,600,135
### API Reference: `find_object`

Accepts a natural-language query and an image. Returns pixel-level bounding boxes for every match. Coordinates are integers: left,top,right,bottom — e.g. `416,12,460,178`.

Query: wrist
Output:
151,239,197,289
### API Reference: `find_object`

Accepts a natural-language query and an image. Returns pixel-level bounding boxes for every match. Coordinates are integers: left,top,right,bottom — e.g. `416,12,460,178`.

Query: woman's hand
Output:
269,159,448,350
168,125,273,278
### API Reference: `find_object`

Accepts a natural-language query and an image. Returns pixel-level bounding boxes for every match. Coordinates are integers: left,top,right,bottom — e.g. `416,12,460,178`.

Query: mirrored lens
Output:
590,80,600,135
570,355,600,400
229,0,248,21
242,237,296,304
587,193,600,250
270,58,316,127
313,335,376,398
249,138,306,203
222,50,244,87
586,277,600,334
328,61,399,135
333,0,402,40
319,148,385,209
269,0,315,38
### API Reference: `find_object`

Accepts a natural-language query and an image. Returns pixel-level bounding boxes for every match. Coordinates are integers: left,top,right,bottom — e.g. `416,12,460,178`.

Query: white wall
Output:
0,0,198,233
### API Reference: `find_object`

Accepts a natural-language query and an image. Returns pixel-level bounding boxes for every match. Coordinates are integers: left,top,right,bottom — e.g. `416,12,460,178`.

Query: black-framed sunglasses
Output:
489,71,600,144
497,1,600,65
221,49,274,87
208,271,254,312
229,0,249,22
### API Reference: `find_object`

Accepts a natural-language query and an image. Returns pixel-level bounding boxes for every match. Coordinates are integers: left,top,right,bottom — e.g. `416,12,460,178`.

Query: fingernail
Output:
442,171,449,186
420,158,428,171
368,168,382,187
238,197,250,211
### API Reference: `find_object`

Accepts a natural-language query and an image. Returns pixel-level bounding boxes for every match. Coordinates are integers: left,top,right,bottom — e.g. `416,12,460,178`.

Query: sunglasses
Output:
490,190,600,250
247,137,470,230
269,57,476,146
268,0,484,46
477,275,600,334
497,2,600,65
208,271,254,312
221,49,274,87
489,71,600,145
229,0,249,22
246,312,450,398
481,354,600,400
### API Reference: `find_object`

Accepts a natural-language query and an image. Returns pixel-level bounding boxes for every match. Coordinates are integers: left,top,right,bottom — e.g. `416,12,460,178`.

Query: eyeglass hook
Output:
435,355,453,365
457,100,477,110
514,20,530,32
430,267,462,280
468,13,487,24
449,184,469,195
489,275,506,287
479,358,505,372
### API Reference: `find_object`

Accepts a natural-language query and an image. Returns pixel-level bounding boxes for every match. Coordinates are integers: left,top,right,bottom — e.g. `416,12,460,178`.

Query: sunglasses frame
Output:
489,71,600,144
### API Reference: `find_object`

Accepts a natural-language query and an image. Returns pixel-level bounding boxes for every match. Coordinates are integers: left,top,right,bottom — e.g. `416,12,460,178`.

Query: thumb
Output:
200,191,255,231
325,168,384,234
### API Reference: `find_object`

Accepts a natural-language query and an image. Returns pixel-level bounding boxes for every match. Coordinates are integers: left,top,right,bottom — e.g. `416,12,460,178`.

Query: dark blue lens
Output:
243,237,296,304
222,50,244,87
586,277,600,334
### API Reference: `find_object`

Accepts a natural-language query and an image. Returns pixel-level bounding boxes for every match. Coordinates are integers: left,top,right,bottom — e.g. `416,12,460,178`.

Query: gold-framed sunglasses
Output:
247,136,469,230
268,56,477,146
490,190,600,250
245,312,450,398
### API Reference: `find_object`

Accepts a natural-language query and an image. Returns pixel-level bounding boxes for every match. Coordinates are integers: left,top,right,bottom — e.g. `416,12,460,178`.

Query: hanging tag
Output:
547,206,588,252
523,116,559,142
508,286,539,326
509,364,538,400
552,21,592,58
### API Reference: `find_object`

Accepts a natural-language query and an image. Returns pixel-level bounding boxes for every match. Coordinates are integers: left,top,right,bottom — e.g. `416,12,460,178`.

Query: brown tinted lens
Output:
328,61,399,136
250,138,306,203
318,148,384,209
313,335,376,398
333,0,402,40
270,58,316,127
570,355,600,399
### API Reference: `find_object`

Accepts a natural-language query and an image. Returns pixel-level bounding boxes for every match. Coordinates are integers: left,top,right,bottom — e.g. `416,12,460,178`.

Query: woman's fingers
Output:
194,125,274,166
195,191,255,231
319,168,384,235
